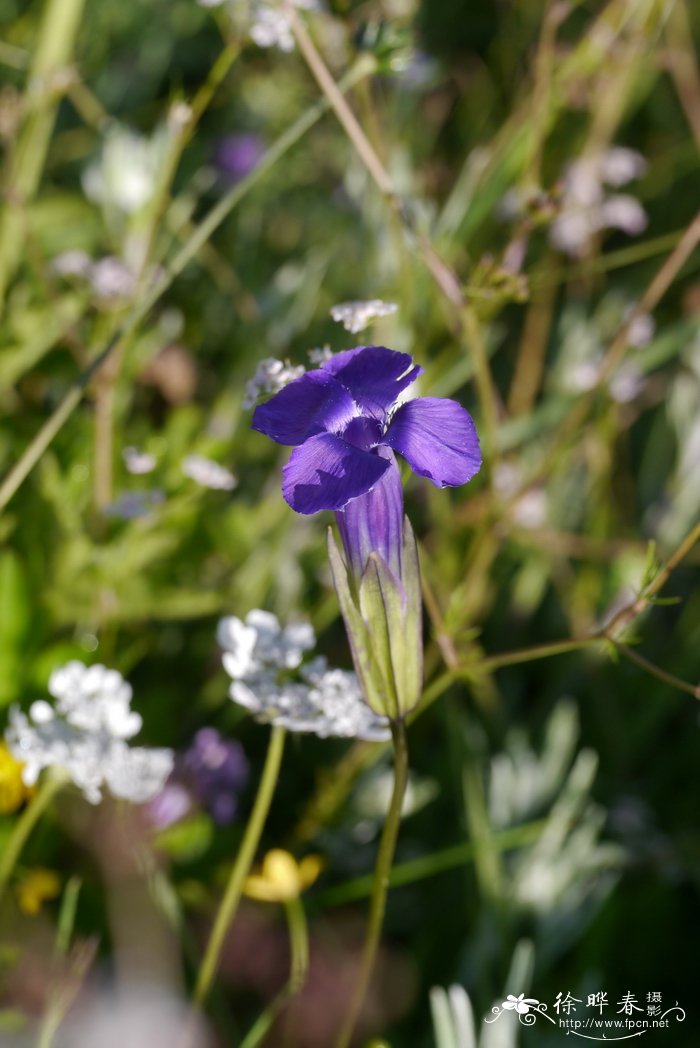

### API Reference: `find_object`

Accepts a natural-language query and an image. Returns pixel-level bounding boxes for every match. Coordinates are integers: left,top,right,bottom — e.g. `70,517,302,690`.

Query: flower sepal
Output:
327,516,422,720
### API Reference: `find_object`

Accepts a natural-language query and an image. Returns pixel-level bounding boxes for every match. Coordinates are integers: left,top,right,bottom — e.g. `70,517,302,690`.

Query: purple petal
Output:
252,371,356,446
282,433,390,514
322,346,423,416
383,397,481,487
335,448,404,580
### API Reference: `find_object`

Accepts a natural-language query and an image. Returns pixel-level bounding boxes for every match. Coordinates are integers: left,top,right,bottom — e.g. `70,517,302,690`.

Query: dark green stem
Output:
333,718,409,1048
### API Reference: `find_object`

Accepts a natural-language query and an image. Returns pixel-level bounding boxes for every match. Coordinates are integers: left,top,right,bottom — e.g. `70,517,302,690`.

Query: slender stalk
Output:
320,818,546,907
0,0,87,310
334,718,409,1048
0,771,66,905
610,640,700,700
238,896,309,1048
193,725,286,1007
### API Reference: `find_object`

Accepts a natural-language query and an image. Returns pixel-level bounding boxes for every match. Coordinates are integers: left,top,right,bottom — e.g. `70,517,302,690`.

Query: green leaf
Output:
0,550,32,705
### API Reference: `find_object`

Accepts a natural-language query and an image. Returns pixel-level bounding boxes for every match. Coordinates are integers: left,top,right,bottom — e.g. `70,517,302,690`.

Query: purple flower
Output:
252,346,481,518
183,728,249,826
252,345,481,718
213,133,265,183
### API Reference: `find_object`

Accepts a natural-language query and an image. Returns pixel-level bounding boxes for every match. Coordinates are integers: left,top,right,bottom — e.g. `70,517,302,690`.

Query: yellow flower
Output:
16,868,61,916
0,742,30,814
244,849,323,903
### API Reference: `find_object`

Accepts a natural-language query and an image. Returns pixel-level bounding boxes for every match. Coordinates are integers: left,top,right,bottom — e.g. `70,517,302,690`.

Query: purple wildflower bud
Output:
252,345,482,719
182,728,249,826
213,133,265,183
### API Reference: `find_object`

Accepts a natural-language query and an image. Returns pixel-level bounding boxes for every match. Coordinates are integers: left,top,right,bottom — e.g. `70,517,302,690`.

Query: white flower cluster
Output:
218,611,391,741
550,146,648,257
82,123,170,215
123,446,157,475
242,357,306,409
51,251,137,305
198,0,318,54
330,299,398,334
182,454,237,491
5,662,174,805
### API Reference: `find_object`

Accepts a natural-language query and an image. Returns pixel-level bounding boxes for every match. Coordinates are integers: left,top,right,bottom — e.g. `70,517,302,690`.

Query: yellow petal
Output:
298,854,324,891
0,743,28,814
261,850,302,899
243,875,282,902
16,869,61,916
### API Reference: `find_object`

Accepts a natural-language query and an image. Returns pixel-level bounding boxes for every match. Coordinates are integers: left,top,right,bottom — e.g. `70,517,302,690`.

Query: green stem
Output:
193,725,286,1007
333,718,409,1048
0,771,66,905
238,896,309,1048
319,819,546,906
0,0,87,311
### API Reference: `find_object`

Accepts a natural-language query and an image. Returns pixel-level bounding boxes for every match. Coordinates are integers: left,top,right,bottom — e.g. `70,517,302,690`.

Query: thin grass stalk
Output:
0,0,87,310
193,725,286,1007
0,770,67,905
333,718,409,1048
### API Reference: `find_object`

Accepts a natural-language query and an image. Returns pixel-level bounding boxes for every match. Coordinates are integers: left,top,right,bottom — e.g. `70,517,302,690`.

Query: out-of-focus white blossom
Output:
249,4,296,51
5,662,173,805
51,250,93,278
626,310,655,348
218,612,390,741
609,363,645,404
83,124,170,215
55,982,213,1048
182,454,237,491
123,446,157,475
51,251,141,305
493,463,549,530
90,257,137,302
598,146,647,187
330,299,398,334
218,610,314,678
242,357,306,409
307,345,334,365
550,146,647,257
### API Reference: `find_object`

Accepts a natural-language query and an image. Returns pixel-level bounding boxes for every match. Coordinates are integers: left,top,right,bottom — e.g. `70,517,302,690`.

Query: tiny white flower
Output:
330,299,398,334
83,124,169,215
243,357,305,409
90,256,137,302
218,613,389,741
182,454,237,491
5,661,173,804
599,146,647,187
123,446,157,475
307,345,334,365
50,250,93,278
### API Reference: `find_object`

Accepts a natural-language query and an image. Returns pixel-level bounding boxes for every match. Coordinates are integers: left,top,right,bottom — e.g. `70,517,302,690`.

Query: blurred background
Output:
0,0,699,1044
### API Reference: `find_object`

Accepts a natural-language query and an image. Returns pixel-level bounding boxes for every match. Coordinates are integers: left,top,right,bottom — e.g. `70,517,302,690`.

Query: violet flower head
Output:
183,728,249,826
213,133,265,183
252,346,482,720
252,345,481,516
